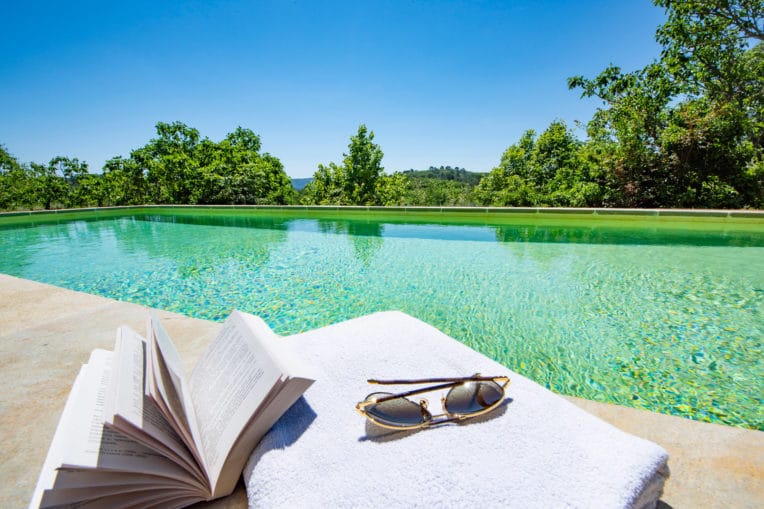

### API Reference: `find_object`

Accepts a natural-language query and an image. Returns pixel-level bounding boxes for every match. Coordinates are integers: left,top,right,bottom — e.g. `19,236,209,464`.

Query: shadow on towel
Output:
247,396,318,468
359,397,513,443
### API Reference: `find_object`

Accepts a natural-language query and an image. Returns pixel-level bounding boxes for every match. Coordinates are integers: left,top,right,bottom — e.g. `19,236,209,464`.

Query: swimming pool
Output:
1,207,762,429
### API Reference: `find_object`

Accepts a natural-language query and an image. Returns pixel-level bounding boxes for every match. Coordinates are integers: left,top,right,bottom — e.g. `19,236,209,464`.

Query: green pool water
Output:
1,207,762,429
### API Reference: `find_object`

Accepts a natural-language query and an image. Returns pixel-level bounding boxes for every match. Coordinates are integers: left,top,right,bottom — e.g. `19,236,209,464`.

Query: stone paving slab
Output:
568,397,763,508
1,274,761,508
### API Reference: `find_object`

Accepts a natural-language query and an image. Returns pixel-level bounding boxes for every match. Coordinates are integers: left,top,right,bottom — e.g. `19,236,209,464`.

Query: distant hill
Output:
401,166,486,186
291,178,313,191
293,167,486,192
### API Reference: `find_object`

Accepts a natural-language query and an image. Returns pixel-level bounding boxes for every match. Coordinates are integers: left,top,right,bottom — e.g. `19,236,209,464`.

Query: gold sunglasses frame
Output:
355,374,510,430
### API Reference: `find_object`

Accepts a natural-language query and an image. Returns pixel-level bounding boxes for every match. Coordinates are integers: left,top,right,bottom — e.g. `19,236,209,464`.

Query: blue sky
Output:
1,1,667,178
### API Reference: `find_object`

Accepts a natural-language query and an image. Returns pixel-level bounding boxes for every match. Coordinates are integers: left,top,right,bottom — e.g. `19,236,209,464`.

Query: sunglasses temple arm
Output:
364,377,509,404
368,376,507,385
370,382,461,402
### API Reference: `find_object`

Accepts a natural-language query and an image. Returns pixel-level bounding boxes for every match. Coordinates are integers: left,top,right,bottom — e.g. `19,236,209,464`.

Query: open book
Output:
29,311,315,509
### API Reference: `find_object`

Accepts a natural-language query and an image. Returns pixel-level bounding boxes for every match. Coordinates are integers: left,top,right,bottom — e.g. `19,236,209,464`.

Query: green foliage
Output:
302,125,386,205
0,145,29,210
190,128,294,205
0,144,21,174
401,166,486,186
137,121,202,204
655,0,763,103
69,172,104,208
376,173,410,206
134,123,295,206
474,121,602,207
0,123,294,211
564,0,764,208
25,157,89,210
386,166,484,206
101,156,146,206
300,155,486,207
301,163,346,205
474,172,538,207
401,177,476,206
343,125,384,205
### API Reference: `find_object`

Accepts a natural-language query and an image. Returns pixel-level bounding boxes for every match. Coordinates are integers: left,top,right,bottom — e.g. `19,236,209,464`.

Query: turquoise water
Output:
1,210,762,429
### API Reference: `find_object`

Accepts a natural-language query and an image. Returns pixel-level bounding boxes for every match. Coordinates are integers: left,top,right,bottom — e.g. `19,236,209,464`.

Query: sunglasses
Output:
355,374,510,430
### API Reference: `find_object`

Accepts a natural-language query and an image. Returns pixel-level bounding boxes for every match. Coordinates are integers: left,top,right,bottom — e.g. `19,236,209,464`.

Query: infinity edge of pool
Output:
2,205,764,232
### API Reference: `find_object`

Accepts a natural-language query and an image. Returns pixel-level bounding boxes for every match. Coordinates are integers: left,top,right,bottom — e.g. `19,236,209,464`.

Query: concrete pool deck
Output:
1,274,761,508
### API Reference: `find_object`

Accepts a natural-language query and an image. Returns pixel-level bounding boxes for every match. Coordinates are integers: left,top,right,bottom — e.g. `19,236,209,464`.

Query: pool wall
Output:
2,204,763,230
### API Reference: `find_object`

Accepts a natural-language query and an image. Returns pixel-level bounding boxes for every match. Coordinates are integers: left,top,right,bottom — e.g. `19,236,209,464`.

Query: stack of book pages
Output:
30,311,314,509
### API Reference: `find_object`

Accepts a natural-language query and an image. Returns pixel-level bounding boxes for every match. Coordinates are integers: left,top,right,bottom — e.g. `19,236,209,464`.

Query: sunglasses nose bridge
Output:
419,398,434,422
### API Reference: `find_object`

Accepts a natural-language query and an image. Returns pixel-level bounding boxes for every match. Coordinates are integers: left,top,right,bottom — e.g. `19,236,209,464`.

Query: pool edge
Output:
2,204,764,219
0,274,761,508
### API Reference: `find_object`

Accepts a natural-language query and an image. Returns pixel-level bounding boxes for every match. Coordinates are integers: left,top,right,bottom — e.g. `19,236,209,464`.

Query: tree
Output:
205,128,295,205
106,123,294,206
375,173,409,206
401,177,476,206
1,123,294,211
26,157,89,210
101,156,147,206
0,144,20,174
401,166,485,186
303,125,386,205
342,125,384,205
135,122,203,204
656,0,763,104
474,130,538,207
568,0,763,208
532,121,586,193
301,162,345,205
474,121,601,207
0,144,29,210
70,173,104,207
656,1,764,206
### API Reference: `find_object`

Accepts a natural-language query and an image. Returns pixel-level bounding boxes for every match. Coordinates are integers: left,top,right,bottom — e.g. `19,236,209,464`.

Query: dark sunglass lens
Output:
364,392,426,427
445,381,503,415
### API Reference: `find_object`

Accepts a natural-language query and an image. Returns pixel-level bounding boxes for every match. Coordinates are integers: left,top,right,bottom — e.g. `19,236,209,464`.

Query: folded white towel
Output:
244,311,669,508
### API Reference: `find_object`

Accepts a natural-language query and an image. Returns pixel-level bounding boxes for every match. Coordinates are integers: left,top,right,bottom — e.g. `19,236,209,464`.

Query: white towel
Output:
243,311,669,508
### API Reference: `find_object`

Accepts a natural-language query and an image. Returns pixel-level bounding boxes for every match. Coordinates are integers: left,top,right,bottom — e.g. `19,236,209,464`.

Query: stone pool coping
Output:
2,204,764,220
1,274,762,508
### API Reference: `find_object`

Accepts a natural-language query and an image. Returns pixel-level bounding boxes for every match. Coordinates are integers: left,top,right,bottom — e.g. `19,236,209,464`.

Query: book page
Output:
239,312,319,381
109,326,204,481
210,312,316,494
147,315,206,471
42,488,203,509
189,311,284,491
145,319,156,398
39,481,192,508
29,364,89,509
56,350,206,490
214,372,314,494
47,468,186,489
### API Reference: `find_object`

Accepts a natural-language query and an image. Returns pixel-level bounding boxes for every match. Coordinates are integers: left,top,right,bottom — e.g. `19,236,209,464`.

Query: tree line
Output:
0,122,295,211
1,1,761,211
